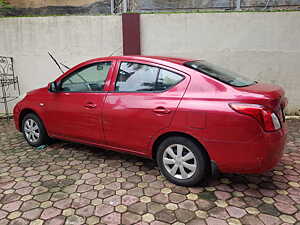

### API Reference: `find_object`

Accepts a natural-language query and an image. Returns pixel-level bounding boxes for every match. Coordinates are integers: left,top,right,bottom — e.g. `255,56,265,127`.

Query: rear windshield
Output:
184,60,256,87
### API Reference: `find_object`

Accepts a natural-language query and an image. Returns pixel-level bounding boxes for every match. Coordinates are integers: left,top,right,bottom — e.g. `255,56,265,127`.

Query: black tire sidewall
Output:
157,136,207,186
22,113,48,147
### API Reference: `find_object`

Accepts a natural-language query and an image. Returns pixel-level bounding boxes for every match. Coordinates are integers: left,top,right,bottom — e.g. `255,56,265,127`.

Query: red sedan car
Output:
13,56,287,186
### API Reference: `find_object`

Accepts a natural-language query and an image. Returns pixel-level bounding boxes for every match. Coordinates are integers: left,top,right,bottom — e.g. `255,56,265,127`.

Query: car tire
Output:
157,136,208,186
22,113,49,147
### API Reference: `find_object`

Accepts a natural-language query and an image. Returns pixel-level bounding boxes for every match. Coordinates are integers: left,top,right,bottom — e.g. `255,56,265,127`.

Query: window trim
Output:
114,61,185,93
58,61,112,93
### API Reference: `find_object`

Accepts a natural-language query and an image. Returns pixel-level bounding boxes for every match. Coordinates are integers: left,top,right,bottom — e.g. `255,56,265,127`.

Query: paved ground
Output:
0,119,299,225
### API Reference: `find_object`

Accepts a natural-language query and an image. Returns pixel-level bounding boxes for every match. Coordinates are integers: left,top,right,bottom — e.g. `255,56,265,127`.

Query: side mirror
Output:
48,81,58,93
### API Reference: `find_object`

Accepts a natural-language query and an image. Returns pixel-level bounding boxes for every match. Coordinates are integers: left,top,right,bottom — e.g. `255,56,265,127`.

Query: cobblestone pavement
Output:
0,119,299,225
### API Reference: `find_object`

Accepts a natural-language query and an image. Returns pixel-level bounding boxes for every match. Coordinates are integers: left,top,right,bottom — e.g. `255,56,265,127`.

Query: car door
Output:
102,60,190,154
45,61,113,143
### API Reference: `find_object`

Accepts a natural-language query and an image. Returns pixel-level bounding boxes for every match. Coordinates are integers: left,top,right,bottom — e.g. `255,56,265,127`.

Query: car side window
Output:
156,69,184,91
115,62,159,92
115,62,184,92
61,62,111,92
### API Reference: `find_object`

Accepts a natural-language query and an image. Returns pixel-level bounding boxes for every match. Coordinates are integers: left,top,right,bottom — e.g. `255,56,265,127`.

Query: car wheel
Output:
22,113,49,147
157,136,208,186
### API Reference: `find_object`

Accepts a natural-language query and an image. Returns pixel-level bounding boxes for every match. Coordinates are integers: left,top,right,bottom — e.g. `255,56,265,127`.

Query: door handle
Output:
84,103,97,109
153,107,171,114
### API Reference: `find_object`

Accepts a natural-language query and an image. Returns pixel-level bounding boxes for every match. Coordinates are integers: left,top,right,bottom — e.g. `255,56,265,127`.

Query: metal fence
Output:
111,0,300,13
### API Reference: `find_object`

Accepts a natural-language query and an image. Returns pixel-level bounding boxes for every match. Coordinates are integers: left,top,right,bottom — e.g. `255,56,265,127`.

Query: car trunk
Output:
235,82,287,123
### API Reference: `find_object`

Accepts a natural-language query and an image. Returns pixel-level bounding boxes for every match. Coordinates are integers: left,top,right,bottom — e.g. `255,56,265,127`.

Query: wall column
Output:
122,13,141,55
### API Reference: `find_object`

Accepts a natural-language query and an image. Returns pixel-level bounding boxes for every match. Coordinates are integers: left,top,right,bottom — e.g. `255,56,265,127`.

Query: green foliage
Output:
0,0,13,9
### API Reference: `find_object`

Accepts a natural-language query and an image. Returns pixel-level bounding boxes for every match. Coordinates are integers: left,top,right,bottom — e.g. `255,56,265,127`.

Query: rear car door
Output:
46,61,113,143
102,60,190,155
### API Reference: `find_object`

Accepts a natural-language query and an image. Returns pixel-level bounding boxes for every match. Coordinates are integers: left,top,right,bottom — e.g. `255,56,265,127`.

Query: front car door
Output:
102,60,190,156
45,61,113,144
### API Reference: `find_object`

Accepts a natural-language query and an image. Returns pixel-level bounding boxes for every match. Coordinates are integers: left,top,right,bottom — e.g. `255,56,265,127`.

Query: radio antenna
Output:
60,62,70,70
48,52,64,74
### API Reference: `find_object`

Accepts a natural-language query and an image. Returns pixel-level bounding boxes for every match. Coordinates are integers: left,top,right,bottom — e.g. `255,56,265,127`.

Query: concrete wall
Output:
1,12,300,115
0,15,122,113
141,12,300,114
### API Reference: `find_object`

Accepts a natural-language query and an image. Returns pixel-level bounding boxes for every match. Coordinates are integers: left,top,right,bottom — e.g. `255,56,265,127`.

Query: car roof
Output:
126,55,193,65
85,55,194,66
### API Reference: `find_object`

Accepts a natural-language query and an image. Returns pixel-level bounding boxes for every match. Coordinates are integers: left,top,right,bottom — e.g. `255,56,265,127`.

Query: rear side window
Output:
115,62,184,92
155,69,183,91
184,60,256,87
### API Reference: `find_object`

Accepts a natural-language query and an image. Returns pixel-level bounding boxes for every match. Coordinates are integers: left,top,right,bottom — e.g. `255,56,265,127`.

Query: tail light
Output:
229,103,281,132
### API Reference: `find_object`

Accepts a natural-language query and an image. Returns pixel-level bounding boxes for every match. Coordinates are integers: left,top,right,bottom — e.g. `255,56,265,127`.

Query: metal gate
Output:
0,56,20,121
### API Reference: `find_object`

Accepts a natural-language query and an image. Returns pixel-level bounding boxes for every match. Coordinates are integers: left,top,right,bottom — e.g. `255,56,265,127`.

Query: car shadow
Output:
47,139,284,191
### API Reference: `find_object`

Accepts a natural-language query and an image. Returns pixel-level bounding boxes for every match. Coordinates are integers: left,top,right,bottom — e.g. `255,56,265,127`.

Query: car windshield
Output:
184,60,256,87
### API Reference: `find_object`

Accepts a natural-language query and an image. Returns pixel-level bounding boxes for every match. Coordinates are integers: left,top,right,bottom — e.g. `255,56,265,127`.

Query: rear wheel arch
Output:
154,132,212,186
152,131,211,165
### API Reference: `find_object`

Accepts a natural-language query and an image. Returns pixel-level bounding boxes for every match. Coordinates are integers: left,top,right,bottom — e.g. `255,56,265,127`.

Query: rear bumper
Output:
204,123,287,174
256,123,287,173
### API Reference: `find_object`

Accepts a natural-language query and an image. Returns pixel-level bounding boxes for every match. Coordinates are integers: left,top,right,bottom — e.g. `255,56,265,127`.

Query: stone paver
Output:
0,119,299,224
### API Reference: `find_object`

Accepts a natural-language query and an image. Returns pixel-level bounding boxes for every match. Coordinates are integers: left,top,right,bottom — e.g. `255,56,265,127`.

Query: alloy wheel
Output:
24,118,40,143
162,144,197,179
